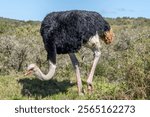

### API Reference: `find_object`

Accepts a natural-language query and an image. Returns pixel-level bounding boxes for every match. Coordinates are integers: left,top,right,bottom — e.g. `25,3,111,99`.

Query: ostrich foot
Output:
87,83,94,94
78,88,85,96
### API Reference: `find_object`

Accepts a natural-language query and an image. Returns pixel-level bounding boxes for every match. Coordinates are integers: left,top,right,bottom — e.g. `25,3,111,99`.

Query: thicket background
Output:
0,17,150,99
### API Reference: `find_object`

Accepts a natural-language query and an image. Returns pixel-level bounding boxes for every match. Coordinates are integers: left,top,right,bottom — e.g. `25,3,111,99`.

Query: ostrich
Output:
25,10,114,95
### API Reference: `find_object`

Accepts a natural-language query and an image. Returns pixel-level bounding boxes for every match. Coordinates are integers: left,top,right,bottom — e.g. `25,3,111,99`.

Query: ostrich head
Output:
102,28,114,44
25,64,37,76
24,62,56,81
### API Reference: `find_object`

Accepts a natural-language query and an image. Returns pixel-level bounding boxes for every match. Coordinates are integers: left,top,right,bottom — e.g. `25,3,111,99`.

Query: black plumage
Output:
40,10,111,63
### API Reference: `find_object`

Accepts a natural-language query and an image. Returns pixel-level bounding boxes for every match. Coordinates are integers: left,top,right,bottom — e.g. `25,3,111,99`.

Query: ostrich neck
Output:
34,61,56,81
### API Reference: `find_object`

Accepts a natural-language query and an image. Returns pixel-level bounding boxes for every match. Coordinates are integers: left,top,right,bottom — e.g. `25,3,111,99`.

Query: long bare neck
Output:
34,61,56,81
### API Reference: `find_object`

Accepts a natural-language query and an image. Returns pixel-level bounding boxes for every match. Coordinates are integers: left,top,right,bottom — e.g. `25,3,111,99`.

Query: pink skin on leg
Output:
69,53,84,95
87,49,101,93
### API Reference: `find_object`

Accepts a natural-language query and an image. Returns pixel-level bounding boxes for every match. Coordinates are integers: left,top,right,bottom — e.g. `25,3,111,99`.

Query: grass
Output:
0,73,123,100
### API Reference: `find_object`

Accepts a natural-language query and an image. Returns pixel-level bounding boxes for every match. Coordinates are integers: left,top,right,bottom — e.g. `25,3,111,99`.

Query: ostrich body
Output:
26,10,114,95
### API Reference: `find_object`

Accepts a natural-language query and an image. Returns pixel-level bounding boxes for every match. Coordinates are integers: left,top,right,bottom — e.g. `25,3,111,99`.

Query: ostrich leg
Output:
87,49,101,93
69,53,84,95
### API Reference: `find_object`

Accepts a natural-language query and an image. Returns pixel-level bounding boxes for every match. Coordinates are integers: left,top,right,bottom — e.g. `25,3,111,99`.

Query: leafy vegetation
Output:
0,17,150,99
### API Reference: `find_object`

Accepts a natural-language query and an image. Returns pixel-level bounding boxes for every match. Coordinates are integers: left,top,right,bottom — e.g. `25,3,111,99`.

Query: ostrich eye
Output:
29,68,34,71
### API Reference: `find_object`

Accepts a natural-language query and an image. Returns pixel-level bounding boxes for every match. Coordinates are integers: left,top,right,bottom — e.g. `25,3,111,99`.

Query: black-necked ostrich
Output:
25,10,114,95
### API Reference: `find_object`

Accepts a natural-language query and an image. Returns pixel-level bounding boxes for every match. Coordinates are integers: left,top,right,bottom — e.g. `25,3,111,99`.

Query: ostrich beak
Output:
24,70,33,76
